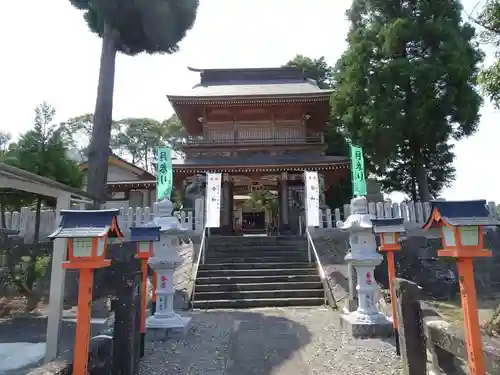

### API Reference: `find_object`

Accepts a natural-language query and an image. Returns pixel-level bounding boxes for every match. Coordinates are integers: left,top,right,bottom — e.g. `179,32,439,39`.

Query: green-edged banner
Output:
350,144,367,197
156,147,173,200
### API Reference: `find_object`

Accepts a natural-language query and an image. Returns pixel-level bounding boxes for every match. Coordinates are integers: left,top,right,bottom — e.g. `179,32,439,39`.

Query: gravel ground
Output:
140,307,402,375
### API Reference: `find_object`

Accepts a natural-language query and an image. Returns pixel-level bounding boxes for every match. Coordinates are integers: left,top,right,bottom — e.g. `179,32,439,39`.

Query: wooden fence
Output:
1,200,497,239
0,205,199,240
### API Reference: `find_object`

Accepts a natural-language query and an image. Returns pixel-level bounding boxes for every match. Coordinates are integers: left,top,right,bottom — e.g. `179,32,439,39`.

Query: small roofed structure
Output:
130,226,161,242
422,200,498,258
423,200,497,228
48,209,123,268
372,218,405,235
48,209,124,239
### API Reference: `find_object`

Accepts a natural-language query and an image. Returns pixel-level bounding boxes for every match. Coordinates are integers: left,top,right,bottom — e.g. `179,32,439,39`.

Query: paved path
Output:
140,307,402,375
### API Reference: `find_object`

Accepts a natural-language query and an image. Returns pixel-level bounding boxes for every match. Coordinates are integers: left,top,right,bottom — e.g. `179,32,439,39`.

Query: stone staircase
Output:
192,236,325,309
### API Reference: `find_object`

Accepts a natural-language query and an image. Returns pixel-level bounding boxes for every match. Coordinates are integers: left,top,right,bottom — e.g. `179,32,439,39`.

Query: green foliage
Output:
2,103,84,308
6,103,84,190
284,55,352,207
244,189,278,213
161,114,187,154
475,0,500,108
284,55,335,89
70,0,199,55
332,0,483,200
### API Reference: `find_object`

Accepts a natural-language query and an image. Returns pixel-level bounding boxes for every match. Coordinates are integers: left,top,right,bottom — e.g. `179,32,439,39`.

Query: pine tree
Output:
70,0,199,204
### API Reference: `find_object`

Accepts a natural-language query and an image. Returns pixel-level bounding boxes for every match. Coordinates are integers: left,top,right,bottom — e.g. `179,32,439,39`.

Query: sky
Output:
0,0,498,204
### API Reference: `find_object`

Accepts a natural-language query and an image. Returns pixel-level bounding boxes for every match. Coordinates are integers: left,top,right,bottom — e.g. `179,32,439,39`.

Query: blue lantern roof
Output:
130,226,161,242
47,209,123,239
372,217,406,233
423,200,498,229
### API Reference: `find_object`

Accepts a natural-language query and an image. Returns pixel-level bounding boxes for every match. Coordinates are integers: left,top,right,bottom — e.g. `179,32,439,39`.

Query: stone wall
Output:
172,239,196,309
311,227,500,307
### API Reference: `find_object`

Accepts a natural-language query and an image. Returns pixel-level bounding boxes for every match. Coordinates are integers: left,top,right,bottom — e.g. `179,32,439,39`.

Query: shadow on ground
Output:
141,309,311,375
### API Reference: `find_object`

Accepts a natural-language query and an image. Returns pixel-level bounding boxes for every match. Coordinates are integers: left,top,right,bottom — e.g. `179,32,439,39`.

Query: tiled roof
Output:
372,217,405,233
425,200,498,227
48,209,122,239
129,226,161,242
168,67,333,99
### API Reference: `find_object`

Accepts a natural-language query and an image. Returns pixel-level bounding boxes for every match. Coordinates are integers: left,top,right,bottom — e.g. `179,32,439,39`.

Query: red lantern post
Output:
423,200,497,375
130,226,160,357
48,209,123,375
372,217,406,355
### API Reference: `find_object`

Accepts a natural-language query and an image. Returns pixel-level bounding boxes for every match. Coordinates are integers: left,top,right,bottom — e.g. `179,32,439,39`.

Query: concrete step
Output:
194,281,323,293
196,274,320,285
207,250,307,259
203,256,310,264
207,237,306,246
199,262,312,270
194,289,324,301
197,268,318,278
207,245,304,252
192,297,324,309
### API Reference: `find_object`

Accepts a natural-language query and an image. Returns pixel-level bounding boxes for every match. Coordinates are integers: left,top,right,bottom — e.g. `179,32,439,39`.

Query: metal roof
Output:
168,67,333,100
48,209,123,239
0,162,97,200
423,200,498,228
130,226,161,242
372,217,406,233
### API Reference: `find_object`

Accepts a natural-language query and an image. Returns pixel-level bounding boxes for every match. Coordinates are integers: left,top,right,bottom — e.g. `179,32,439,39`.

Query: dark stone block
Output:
393,278,427,375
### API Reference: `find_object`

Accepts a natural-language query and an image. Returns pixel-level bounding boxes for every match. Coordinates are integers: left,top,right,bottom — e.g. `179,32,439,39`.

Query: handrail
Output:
189,226,208,308
305,228,337,309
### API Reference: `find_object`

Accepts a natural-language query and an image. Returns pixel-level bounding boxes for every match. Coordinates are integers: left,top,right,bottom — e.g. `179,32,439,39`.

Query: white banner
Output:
304,171,320,227
205,173,222,228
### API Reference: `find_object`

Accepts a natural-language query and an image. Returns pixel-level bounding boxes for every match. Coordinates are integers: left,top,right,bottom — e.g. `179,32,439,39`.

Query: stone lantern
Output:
337,196,392,338
146,197,192,338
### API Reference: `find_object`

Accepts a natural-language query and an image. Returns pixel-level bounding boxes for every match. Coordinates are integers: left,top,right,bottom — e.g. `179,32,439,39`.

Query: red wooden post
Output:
372,218,406,356
48,209,123,375
423,200,496,375
130,226,160,358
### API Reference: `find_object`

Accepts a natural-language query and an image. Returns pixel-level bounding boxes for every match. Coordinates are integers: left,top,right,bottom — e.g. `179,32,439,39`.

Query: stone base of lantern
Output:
146,314,191,341
340,312,393,338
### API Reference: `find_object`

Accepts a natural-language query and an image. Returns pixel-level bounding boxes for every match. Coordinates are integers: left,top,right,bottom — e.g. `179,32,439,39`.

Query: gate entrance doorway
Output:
242,211,266,235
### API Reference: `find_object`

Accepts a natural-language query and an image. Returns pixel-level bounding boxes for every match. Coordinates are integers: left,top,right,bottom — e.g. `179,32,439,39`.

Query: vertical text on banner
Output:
304,171,320,227
350,144,367,197
156,147,173,201
205,173,222,228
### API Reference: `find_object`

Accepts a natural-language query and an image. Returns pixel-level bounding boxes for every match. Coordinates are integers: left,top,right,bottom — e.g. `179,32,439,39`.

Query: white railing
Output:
2,199,497,238
305,227,336,308
0,203,200,239
316,200,498,229
190,226,208,308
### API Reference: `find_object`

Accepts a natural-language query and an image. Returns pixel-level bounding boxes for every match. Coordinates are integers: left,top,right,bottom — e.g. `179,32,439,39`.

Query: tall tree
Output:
114,118,166,171
473,0,500,107
161,114,187,154
285,55,351,208
70,0,199,205
333,0,483,201
0,131,11,157
284,55,335,89
3,102,84,309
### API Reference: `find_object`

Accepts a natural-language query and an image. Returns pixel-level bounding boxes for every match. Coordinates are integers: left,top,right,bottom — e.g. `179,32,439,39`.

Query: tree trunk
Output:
0,205,5,228
410,141,431,202
415,162,431,202
24,196,42,311
33,196,42,243
87,22,118,208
